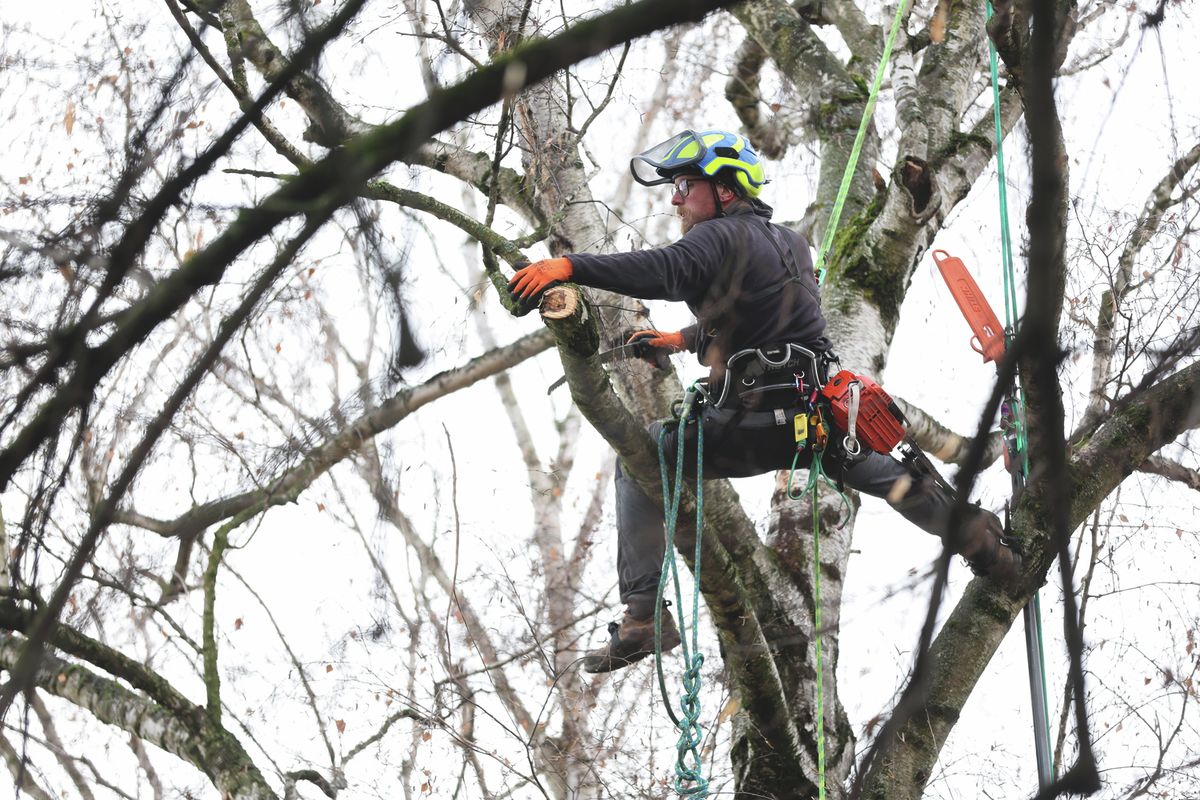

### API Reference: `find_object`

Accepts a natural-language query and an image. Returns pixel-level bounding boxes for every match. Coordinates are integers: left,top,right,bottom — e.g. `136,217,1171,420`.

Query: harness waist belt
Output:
704,343,836,411
704,404,806,428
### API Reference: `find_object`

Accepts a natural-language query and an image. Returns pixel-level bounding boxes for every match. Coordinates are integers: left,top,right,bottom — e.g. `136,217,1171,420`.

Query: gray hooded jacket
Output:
567,200,831,374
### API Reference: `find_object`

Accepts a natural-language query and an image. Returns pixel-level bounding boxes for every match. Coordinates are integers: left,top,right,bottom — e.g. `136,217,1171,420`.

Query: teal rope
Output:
654,388,708,798
986,0,1031,467
814,0,911,284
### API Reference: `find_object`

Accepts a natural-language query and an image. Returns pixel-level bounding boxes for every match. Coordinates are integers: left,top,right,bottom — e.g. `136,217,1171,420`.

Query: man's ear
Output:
716,183,739,205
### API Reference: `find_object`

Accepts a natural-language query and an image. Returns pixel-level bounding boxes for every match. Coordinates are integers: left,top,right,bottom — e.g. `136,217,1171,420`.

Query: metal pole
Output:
1009,410,1054,791
1024,595,1055,789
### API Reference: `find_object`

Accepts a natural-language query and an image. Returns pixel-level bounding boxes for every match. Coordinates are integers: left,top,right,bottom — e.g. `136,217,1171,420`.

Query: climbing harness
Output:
705,343,828,411
654,385,709,798
813,0,912,284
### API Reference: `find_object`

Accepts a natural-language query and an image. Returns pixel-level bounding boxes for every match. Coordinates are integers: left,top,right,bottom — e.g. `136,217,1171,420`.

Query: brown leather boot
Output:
582,606,681,674
960,507,1023,583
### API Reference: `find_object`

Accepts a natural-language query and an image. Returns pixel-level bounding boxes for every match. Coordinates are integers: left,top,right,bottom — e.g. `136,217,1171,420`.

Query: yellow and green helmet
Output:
630,129,767,198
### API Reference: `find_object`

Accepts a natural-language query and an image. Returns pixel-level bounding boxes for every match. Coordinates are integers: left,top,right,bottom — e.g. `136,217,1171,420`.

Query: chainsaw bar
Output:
899,437,957,495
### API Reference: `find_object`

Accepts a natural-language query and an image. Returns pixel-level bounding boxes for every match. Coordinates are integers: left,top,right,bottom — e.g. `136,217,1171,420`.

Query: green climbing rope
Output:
654,387,708,798
787,441,851,800
814,0,912,284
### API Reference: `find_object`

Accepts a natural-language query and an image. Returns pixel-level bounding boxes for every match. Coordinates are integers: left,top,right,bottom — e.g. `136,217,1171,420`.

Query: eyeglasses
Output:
672,177,708,198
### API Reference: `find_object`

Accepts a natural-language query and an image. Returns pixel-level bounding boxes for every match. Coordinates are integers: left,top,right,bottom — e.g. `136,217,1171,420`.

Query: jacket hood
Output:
726,197,774,220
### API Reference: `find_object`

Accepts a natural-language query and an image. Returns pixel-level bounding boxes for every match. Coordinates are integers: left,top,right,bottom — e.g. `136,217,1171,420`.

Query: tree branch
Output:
0,633,276,799
218,0,367,147
1139,454,1200,492
893,397,1005,468
0,0,741,492
1082,140,1200,429
114,329,553,539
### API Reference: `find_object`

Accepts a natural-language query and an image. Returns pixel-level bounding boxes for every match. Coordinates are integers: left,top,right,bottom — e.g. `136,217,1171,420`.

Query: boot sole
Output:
581,631,682,674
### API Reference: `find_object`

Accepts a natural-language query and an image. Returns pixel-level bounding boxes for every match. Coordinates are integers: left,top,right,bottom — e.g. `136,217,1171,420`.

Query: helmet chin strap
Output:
708,180,726,218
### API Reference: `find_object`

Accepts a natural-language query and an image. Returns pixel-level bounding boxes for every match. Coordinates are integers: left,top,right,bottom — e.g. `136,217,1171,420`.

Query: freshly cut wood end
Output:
540,286,578,320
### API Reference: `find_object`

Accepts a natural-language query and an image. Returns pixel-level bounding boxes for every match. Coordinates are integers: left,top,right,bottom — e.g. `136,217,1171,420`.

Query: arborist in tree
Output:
508,129,1022,673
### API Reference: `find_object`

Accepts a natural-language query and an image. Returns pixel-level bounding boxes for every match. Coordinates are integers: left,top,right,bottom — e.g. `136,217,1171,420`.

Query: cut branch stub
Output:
539,285,579,320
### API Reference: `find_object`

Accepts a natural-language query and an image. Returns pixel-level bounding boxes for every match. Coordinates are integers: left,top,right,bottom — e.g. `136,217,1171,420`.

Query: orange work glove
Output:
507,257,573,301
627,329,686,352
627,329,685,370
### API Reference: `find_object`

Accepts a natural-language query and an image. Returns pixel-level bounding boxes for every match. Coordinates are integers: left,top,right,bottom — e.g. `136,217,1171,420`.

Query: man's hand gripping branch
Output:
507,257,573,315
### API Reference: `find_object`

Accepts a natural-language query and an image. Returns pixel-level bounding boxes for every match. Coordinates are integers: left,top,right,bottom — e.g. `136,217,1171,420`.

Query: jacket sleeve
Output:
566,222,733,304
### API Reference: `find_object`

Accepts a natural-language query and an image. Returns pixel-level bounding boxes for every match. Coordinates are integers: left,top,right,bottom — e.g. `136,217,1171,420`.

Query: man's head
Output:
670,173,740,234
630,129,767,224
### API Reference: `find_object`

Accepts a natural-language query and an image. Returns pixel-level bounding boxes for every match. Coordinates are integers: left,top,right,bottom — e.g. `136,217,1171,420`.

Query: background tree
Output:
0,0,1197,798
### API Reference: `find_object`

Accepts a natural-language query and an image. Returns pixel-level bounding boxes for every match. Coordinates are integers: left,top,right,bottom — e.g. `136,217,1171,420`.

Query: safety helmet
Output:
630,129,767,198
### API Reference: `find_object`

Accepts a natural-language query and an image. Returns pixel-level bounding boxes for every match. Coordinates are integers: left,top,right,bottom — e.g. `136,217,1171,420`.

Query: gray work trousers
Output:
616,406,959,603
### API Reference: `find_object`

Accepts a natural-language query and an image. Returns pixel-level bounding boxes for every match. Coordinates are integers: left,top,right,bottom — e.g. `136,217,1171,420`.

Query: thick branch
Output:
1070,364,1200,520
732,0,855,97
732,0,876,238
0,634,275,799
911,0,987,158
893,397,1005,468
220,0,366,146
0,604,200,722
725,0,876,161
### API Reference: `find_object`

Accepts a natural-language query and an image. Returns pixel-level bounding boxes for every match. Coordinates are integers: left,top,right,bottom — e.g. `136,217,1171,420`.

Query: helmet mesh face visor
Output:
630,130,704,186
